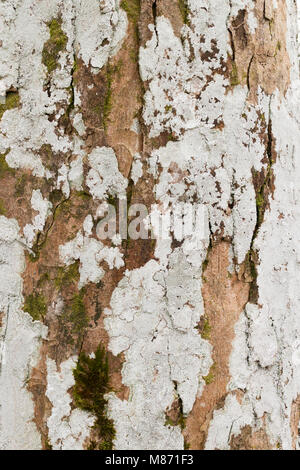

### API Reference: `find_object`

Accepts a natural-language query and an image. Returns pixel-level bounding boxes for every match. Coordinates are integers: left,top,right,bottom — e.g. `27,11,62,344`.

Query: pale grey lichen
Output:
0,217,47,450
59,215,124,288
46,356,95,450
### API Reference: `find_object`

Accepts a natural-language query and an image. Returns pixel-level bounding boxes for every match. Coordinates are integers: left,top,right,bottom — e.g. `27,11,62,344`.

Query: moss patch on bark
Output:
24,293,47,321
42,18,68,74
0,92,20,120
73,344,116,450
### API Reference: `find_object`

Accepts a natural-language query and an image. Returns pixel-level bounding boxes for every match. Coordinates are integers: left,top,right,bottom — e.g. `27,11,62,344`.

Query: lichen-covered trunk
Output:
0,0,299,451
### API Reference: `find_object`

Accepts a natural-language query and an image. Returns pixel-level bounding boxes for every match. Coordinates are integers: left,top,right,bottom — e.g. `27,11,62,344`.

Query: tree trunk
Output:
0,0,299,450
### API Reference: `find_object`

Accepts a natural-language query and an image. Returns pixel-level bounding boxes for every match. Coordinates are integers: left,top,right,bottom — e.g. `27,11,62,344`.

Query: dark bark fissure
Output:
247,55,254,91
249,99,275,304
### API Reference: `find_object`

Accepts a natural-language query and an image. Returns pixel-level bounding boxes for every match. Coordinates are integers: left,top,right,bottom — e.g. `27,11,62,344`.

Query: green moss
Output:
102,60,124,130
76,190,92,200
37,272,50,287
92,103,102,115
184,439,190,450
67,83,75,110
0,150,15,181
203,363,216,385
42,18,68,74
203,372,214,385
71,56,79,85
256,192,264,208
177,414,186,430
243,250,257,288
55,262,80,290
178,0,190,25
275,41,281,54
259,112,266,123
0,92,20,120
24,293,47,321
0,199,6,215
249,253,257,281
103,64,113,131
107,194,118,208
120,0,140,24
49,189,64,206
256,192,265,226
230,62,240,86
67,289,88,335
44,438,52,451
164,406,186,429
121,0,140,47
114,60,123,78
164,388,186,432
129,48,138,63
167,134,178,142
27,251,40,263
15,174,27,196
164,411,186,430
201,318,211,341
54,197,71,219
58,288,89,346
241,70,248,82
73,344,115,450
164,416,175,427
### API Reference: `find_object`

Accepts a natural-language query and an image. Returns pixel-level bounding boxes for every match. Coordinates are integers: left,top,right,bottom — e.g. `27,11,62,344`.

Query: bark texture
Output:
0,0,300,450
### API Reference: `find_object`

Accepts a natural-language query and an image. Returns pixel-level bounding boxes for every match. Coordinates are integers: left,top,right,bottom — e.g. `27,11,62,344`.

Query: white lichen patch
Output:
0,216,47,450
205,393,255,450
105,242,212,449
86,146,128,201
204,3,300,446
68,155,84,190
139,4,229,137
130,117,141,135
59,216,124,288
141,7,270,263
104,6,279,444
206,85,300,449
0,0,82,180
23,190,52,247
130,153,143,185
227,0,258,33
56,153,84,198
46,356,95,450
72,112,86,137
74,0,128,71
148,85,267,265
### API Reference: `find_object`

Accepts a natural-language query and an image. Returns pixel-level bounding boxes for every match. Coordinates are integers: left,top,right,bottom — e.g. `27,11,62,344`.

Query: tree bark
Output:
0,0,299,450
